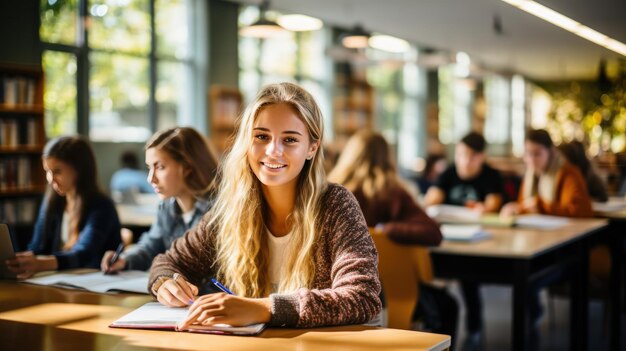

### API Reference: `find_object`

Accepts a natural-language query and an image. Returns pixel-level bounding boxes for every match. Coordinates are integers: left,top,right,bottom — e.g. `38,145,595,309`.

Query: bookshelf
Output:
209,85,242,154
333,78,375,148
0,64,46,232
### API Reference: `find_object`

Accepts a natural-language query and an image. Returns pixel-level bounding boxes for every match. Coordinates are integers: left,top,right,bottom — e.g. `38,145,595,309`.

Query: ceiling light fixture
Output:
501,0,626,56
239,0,285,38
277,14,323,31
341,25,370,49
368,34,410,53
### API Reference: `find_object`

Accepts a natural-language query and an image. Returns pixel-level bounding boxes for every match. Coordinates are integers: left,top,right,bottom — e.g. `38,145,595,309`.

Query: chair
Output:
369,228,434,329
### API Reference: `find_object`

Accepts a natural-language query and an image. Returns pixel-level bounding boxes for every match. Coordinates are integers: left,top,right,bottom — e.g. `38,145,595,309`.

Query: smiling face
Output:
247,103,319,192
145,147,187,199
43,157,78,197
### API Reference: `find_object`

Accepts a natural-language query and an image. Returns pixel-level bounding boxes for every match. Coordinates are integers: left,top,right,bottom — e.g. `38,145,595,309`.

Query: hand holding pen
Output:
155,273,199,308
179,278,271,329
101,243,125,274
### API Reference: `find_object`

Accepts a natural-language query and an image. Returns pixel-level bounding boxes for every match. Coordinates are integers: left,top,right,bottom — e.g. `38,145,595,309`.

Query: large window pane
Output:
298,30,326,79
43,51,77,136
89,0,150,55
156,0,188,59
40,0,78,45
90,52,151,141
157,61,189,130
259,35,296,77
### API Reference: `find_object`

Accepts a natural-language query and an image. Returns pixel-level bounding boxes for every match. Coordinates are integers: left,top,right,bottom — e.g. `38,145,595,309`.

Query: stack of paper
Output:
440,224,491,242
514,214,570,229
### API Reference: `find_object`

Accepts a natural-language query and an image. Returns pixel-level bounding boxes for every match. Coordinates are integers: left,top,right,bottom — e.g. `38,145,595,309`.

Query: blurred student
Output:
110,150,154,202
501,130,593,217
149,82,381,328
328,131,457,339
558,140,608,202
500,129,593,348
5,136,121,279
424,132,503,214
101,127,218,273
417,154,448,194
424,131,504,351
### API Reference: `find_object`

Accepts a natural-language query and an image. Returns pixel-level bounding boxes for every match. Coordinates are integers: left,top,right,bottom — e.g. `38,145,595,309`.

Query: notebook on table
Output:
440,224,491,242
24,270,150,294
110,302,266,336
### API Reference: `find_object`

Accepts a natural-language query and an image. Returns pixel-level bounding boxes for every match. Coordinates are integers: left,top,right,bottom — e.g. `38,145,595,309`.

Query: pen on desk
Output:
105,242,125,275
211,278,234,295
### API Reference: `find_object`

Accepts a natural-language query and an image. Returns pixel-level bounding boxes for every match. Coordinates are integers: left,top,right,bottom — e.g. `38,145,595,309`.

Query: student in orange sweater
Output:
501,129,593,218
500,129,593,347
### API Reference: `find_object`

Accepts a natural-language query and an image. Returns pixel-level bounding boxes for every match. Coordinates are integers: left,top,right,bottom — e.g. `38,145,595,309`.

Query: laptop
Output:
0,224,17,280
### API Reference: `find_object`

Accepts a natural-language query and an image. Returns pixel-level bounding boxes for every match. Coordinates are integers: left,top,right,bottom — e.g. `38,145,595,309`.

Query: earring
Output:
307,155,313,160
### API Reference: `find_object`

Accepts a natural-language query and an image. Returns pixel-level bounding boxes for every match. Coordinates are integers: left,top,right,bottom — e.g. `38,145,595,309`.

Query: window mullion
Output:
76,0,90,136
149,0,157,133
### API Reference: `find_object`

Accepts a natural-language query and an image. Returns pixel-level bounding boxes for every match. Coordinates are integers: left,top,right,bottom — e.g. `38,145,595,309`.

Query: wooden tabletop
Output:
0,282,451,351
431,218,608,258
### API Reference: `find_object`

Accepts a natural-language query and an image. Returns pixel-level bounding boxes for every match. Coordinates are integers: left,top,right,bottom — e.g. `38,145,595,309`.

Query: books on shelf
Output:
24,270,150,294
440,224,491,242
0,118,40,147
0,198,38,225
110,302,266,335
0,156,33,190
1,76,36,107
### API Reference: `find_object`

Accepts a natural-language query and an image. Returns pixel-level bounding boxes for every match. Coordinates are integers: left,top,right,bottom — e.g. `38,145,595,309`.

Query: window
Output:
366,46,427,171
238,6,332,133
40,0,198,141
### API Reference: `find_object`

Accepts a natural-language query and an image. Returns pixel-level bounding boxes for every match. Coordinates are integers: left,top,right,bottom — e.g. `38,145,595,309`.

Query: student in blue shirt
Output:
101,127,218,273
5,136,121,279
110,150,154,198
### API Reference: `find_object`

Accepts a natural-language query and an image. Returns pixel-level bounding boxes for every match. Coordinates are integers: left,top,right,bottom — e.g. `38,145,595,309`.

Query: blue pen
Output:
211,278,234,295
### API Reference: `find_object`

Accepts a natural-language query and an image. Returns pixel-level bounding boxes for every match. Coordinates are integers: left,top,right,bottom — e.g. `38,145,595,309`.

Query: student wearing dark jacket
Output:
6,136,121,278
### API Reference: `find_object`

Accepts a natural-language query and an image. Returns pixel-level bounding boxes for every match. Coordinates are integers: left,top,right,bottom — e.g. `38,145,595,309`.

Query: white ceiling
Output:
229,0,626,81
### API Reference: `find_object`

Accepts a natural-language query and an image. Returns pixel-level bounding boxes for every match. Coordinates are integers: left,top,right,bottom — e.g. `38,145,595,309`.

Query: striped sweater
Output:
149,183,382,327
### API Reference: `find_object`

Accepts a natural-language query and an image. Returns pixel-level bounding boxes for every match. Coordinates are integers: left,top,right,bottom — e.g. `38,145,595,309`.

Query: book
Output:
440,224,491,242
513,214,570,229
110,302,266,335
426,204,514,227
24,270,150,294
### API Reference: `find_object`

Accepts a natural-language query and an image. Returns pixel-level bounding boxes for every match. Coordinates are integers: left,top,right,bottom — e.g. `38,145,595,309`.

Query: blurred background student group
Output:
2,1,626,350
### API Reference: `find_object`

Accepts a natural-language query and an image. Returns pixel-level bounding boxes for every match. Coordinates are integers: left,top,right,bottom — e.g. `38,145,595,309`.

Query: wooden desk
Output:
0,282,451,351
430,218,608,351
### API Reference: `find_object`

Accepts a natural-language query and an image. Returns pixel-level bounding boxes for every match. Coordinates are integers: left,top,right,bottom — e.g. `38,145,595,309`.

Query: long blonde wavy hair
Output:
328,130,402,199
209,82,327,297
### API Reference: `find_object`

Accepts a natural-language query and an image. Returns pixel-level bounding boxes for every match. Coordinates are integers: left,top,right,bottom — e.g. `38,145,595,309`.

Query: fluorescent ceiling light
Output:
369,35,410,53
277,14,323,31
501,0,626,56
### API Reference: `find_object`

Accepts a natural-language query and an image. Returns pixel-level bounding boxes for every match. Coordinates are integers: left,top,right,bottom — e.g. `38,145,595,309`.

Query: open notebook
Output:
110,302,266,335
24,270,149,294
426,205,514,227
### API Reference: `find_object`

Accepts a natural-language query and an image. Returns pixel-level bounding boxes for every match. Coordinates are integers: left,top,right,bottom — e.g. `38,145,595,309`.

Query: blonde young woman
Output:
101,127,218,273
149,82,381,328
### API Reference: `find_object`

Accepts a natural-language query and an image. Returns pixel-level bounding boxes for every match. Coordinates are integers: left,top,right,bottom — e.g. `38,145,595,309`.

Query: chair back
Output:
369,228,434,329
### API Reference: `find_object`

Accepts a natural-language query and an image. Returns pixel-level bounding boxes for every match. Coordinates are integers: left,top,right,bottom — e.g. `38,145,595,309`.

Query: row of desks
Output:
0,282,451,351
